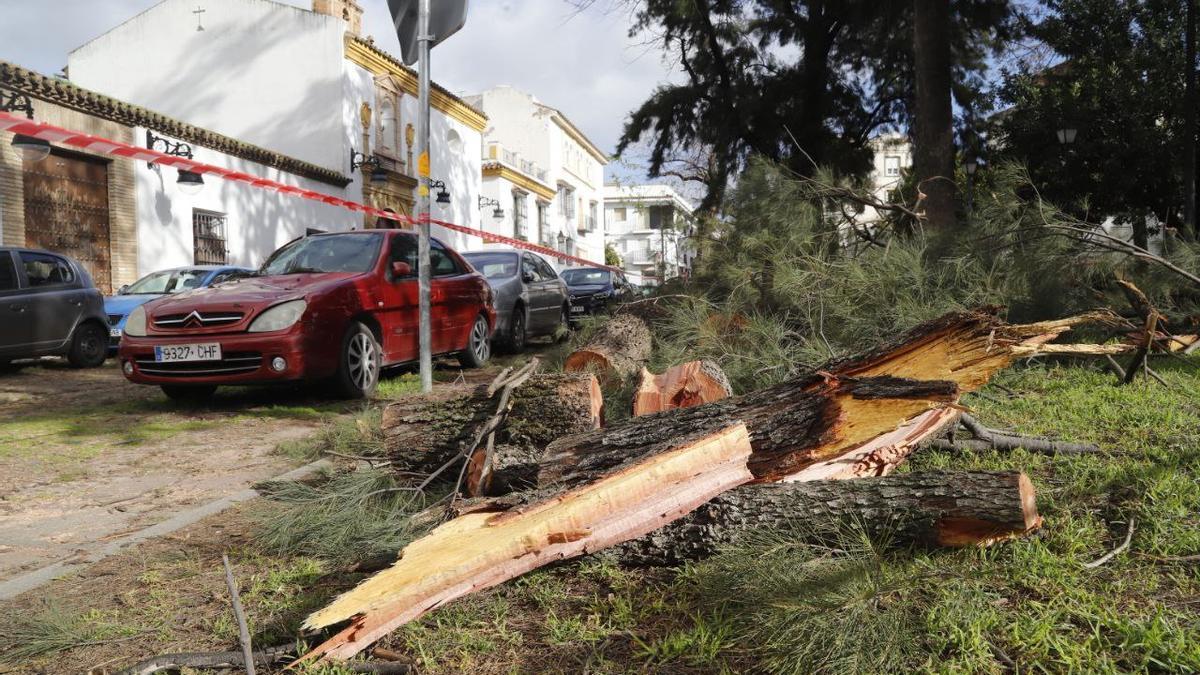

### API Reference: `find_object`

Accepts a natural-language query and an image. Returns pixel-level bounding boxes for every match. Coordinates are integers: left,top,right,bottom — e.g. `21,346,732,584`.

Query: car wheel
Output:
502,306,527,353
161,384,217,402
66,322,108,368
458,314,491,369
334,322,381,399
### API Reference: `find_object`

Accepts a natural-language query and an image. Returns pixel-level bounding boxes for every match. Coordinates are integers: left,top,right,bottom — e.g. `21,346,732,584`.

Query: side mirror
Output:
391,261,413,278
117,285,129,295
522,271,536,283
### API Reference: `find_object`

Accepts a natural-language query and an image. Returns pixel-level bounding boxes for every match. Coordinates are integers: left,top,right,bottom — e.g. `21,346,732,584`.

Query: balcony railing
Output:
489,143,549,183
623,249,661,264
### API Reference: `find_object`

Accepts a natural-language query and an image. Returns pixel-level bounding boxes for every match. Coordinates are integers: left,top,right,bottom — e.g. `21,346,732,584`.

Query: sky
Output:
0,0,679,182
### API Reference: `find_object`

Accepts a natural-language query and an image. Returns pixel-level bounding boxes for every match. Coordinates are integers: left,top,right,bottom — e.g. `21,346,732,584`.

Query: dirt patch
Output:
0,361,347,583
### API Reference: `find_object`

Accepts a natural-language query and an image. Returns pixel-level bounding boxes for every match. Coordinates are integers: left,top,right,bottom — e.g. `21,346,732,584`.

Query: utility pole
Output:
1186,0,1197,237
415,0,433,393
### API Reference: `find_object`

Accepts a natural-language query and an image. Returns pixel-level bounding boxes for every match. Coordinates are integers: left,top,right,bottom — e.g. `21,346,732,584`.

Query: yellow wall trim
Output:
483,163,556,200
345,38,487,132
550,114,608,163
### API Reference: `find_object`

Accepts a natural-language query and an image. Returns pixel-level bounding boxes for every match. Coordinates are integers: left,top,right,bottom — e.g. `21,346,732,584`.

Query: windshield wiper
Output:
282,266,326,275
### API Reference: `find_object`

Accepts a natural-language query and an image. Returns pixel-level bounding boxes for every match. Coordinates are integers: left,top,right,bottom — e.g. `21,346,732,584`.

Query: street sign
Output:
387,0,469,66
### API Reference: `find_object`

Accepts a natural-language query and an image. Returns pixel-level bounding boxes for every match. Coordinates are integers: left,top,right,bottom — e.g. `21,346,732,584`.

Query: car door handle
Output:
66,299,82,306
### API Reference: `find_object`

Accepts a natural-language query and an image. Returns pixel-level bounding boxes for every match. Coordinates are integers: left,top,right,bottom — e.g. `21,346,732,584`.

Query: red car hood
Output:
145,273,358,316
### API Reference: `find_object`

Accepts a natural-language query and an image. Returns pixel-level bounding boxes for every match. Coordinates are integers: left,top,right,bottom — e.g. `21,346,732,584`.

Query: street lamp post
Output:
964,158,978,216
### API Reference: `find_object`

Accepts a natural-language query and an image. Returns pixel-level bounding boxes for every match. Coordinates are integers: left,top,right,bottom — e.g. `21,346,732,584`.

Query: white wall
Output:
69,0,348,172
133,126,359,275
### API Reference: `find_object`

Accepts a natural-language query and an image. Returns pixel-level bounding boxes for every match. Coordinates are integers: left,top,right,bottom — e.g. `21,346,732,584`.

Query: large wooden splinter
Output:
300,418,754,662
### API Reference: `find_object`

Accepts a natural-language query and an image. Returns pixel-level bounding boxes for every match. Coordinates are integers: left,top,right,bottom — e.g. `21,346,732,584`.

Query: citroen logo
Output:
182,311,204,328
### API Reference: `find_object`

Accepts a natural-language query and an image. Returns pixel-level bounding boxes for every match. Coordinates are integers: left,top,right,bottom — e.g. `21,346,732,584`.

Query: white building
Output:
464,86,608,265
66,0,487,259
604,184,696,286
861,133,913,225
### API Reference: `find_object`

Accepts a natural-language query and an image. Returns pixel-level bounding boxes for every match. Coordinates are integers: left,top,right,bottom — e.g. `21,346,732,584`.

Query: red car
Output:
118,230,495,400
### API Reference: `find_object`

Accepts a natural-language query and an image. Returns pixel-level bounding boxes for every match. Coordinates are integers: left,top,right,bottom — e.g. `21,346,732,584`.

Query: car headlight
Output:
124,305,147,337
248,300,307,333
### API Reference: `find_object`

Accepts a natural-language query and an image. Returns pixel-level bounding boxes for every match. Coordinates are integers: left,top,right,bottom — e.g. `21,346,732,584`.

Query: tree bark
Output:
563,313,652,383
617,470,1041,566
381,373,602,492
912,0,956,231
301,420,754,663
632,360,733,415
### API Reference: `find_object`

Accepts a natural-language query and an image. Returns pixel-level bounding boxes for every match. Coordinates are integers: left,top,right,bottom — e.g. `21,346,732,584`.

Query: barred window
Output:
193,209,228,265
513,190,529,241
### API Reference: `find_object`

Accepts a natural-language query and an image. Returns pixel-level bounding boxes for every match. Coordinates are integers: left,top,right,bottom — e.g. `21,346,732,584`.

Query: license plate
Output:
109,328,122,338
154,343,221,362
570,306,585,314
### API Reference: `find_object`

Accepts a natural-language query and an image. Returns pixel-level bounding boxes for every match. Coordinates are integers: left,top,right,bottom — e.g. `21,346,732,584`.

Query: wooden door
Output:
23,150,112,293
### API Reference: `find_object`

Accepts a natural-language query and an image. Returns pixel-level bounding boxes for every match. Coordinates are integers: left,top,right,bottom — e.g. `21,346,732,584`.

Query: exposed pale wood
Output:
563,313,652,383
300,421,754,662
1011,343,1133,356
632,360,733,415
618,470,1042,566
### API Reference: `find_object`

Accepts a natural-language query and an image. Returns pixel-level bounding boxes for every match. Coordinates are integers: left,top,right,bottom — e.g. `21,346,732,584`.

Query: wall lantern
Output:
429,179,451,204
351,149,388,184
964,158,978,176
147,130,205,193
1055,127,1078,145
0,90,50,161
478,196,504,219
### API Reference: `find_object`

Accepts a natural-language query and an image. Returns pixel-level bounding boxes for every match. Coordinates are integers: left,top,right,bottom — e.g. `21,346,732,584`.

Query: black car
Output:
561,267,635,323
0,247,109,369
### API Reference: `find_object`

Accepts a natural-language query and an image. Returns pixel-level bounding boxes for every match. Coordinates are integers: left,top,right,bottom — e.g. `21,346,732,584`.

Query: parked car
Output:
0,247,109,369
105,265,252,352
561,267,636,323
461,249,569,351
117,230,495,401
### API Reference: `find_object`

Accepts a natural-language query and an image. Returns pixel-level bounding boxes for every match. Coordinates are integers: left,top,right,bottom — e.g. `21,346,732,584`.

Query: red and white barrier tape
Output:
0,111,616,271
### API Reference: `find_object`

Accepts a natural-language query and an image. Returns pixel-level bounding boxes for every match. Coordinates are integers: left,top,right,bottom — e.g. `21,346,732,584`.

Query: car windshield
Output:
561,269,610,286
463,253,518,279
123,268,210,294
260,233,382,276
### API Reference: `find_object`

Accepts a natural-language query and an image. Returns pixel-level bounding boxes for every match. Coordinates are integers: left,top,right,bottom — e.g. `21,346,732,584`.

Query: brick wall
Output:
0,100,138,290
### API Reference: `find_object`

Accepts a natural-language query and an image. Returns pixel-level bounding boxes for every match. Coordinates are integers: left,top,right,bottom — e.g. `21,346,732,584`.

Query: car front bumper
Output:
117,328,333,386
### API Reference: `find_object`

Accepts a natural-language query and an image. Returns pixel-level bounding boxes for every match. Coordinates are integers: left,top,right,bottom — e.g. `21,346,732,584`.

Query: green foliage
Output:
255,467,428,565
604,243,623,267
276,406,384,462
618,0,1020,208
995,0,1193,241
0,605,144,663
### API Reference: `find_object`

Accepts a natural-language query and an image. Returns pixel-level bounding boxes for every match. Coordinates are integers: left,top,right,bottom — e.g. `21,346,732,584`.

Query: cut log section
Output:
299,419,755,662
563,313,652,383
632,360,733,415
381,373,602,493
305,309,1109,662
618,470,1042,566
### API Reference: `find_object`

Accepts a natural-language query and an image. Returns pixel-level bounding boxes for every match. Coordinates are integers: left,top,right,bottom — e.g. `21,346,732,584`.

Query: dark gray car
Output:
462,249,569,351
0,247,109,369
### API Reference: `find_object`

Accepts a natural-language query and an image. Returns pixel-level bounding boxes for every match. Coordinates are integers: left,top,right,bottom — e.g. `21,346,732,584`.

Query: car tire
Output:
458,314,492,369
66,322,108,368
501,305,527,353
161,384,217,402
334,321,381,399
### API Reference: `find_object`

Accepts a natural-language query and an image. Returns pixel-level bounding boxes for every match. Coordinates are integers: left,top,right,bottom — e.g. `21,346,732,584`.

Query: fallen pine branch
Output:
928,437,1099,455
221,554,255,675
1083,517,1135,569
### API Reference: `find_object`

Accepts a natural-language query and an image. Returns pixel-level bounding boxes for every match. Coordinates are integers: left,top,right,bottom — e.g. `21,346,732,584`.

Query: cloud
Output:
0,0,677,180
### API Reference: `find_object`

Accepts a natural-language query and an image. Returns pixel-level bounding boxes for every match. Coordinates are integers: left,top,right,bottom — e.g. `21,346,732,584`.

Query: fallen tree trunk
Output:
563,313,652,383
381,373,602,491
304,309,1109,662
632,360,733,415
300,417,755,662
617,470,1041,566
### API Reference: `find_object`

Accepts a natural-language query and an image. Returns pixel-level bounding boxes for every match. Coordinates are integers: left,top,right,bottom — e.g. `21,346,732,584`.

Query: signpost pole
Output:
416,0,433,393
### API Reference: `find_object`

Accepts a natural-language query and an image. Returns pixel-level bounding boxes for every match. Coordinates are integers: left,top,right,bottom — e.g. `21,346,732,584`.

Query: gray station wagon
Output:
0,247,109,369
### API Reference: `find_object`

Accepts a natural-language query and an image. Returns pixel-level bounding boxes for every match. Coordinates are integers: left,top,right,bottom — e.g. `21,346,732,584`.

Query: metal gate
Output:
23,149,112,293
